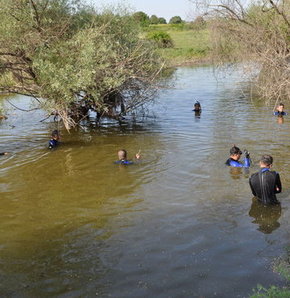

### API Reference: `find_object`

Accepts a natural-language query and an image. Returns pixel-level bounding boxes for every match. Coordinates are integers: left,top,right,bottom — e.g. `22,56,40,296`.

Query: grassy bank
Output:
251,248,290,297
145,24,211,67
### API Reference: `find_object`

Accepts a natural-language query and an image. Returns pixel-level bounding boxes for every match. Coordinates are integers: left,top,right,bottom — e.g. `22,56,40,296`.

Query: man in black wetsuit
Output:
249,155,282,205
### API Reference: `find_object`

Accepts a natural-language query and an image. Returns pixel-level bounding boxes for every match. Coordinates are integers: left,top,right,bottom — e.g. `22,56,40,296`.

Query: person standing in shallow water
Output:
48,130,60,149
115,149,141,165
249,155,282,205
225,145,251,168
274,103,287,116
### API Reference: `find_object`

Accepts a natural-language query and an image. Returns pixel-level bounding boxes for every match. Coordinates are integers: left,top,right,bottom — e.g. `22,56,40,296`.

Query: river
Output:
1,66,290,297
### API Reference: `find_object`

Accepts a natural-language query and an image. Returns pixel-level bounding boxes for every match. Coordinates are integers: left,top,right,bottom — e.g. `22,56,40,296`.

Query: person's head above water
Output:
277,103,285,113
118,149,127,160
51,130,60,140
193,101,201,111
260,154,273,168
230,145,242,160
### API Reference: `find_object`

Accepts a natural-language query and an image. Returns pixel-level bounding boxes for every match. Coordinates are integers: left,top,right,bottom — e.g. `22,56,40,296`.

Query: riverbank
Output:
146,24,211,67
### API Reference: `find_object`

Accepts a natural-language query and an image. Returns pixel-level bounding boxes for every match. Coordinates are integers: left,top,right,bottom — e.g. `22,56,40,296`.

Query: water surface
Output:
1,66,290,297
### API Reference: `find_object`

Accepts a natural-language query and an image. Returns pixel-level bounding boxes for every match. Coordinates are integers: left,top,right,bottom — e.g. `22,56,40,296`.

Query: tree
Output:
200,0,290,104
158,17,167,24
149,15,159,24
132,11,149,26
0,1,164,129
169,16,183,24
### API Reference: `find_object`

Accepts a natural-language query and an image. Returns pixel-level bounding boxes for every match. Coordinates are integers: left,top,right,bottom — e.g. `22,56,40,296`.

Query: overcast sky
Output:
85,0,197,22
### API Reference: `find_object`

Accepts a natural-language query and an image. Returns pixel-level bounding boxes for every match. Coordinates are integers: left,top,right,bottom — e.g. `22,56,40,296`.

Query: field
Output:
146,24,211,66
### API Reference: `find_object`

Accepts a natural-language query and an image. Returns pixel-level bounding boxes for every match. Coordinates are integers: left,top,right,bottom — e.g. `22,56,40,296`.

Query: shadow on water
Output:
249,197,282,234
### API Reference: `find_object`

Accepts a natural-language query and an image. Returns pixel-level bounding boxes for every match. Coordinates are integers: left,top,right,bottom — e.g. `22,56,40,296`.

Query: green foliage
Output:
146,31,174,48
169,16,183,24
158,17,167,24
0,1,164,128
132,11,149,27
150,15,159,24
251,285,290,298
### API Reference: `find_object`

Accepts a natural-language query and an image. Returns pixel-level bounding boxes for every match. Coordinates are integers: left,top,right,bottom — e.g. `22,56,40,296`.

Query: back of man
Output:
249,155,281,205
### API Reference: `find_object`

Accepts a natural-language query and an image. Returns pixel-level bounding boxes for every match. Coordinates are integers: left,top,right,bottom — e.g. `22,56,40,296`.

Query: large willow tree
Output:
0,0,164,129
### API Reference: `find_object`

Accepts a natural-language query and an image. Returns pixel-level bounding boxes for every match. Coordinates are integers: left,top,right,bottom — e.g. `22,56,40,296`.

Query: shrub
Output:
146,31,174,48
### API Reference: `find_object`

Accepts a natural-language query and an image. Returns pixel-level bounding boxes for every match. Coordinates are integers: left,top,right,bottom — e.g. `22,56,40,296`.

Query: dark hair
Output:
260,154,273,166
194,101,201,108
230,146,242,155
279,103,284,107
51,130,59,137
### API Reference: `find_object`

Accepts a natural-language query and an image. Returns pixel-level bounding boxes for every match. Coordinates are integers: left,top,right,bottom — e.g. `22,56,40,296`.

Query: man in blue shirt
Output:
225,145,251,167
115,149,141,165
274,103,287,116
48,130,60,149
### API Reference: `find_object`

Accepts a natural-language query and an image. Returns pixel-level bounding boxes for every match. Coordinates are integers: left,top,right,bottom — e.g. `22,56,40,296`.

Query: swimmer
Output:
48,130,60,149
115,149,141,165
249,155,281,205
192,101,201,112
225,145,251,168
274,103,287,116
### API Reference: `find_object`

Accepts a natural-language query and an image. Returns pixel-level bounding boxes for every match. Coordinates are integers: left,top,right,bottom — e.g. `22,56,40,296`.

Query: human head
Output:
194,101,201,111
277,103,284,112
118,149,127,160
51,130,59,140
260,155,273,168
230,145,242,160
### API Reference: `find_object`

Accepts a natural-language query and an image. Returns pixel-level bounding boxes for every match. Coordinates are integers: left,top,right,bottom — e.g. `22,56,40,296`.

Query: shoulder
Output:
250,171,259,179
114,160,133,165
225,158,242,167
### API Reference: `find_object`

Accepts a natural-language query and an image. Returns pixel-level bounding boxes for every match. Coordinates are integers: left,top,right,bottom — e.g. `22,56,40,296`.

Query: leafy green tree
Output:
0,1,164,129
149,15,159,24
132,11,149,26
158,17,167,24
169,16,183,24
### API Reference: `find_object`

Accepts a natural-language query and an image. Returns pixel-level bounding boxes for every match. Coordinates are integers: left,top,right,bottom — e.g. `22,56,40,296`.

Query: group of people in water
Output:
225,145,282,206
224,102,286,207
0,101,286,209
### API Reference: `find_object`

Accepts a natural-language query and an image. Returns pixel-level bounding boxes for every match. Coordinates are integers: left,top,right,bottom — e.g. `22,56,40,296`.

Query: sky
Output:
85,0,197,22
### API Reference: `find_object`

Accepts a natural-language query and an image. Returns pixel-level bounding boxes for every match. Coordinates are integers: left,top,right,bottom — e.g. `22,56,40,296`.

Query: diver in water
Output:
192,101,201,113
0,152,9,156
225,145,251,167
249,155,281,205
48,130,60,149
114,149,141,165
274,103,287,116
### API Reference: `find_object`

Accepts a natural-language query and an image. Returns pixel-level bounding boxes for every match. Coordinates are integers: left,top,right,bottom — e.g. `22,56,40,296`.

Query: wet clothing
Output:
249,168,282,205
48,139,59,149
114,159,134,165
274,111,287,116
225,157,251,168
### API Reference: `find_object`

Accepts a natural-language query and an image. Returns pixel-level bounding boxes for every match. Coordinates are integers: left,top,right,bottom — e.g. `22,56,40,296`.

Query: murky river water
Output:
1,66,290,297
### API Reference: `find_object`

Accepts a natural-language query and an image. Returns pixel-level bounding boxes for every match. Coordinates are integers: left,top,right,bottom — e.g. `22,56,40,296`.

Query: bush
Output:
146,31,174,48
